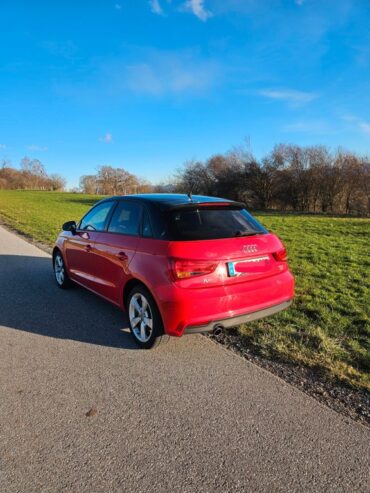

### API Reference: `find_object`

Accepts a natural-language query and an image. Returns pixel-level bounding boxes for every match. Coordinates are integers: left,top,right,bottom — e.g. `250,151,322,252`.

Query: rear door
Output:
166,204,287,288
93,201,142,304
65,201,115,291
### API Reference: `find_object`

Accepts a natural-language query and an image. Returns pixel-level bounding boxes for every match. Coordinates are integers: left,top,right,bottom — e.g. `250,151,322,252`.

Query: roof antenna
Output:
187,191,193,202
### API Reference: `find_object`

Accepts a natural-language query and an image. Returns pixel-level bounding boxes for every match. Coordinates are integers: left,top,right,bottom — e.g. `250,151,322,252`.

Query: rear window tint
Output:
168,207,266,241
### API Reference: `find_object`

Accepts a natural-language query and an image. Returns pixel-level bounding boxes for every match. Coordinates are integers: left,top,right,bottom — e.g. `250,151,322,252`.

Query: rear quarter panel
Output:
127,237,171,309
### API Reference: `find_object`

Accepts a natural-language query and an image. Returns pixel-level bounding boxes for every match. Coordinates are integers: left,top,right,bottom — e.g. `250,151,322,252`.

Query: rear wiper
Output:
233,231,260,237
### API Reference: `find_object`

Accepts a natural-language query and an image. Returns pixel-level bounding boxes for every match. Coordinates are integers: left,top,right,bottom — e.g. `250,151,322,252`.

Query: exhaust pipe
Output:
212,324,224,341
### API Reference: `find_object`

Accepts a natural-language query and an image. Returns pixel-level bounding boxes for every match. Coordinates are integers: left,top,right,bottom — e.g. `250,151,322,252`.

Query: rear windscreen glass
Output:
168,207,267,241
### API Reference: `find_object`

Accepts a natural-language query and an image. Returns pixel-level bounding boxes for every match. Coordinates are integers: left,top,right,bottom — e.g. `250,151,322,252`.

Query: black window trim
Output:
104,200,119,231
140,204,154,238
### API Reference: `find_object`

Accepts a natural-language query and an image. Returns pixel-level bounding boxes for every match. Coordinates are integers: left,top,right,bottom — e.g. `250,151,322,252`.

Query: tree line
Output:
0,157,66,191
79,166,152,195
1,144,369,215
160,144,370,216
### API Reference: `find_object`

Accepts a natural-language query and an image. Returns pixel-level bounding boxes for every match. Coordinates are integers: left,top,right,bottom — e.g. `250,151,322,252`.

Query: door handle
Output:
85,244,92,252
117,251,128,261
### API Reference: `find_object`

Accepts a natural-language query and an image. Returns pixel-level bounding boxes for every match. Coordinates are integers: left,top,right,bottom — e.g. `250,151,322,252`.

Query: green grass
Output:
0,190,104,245
239,213,370,391
0,190,369,391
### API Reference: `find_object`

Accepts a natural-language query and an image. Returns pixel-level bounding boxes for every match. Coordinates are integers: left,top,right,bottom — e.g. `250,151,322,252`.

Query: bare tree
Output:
173,143,369,216
0,158,66,191
49,174,66,191
1,158,12,169
80,175,97,194
361,160,370,215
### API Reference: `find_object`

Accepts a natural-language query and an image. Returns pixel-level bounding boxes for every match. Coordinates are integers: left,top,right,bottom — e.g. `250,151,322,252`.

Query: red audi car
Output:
53,194,294,348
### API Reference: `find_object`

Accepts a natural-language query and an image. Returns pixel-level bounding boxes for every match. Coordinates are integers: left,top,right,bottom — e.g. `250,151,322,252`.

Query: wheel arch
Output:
123,278,165,327
52,246,61,260
123,278,152,310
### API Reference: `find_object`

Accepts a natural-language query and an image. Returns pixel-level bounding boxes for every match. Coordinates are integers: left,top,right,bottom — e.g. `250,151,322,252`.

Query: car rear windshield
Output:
167,206,267,241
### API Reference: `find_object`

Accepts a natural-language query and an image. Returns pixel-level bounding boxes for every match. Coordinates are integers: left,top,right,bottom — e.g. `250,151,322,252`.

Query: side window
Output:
79,202,114,231
108,202,142,236
142,210,153,238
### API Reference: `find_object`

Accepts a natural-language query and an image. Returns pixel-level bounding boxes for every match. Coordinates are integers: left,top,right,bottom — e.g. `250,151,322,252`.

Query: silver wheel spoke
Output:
141,297,148,312
131,316,141,328
140,321,146,340
133,299,141,314
144,317,152,329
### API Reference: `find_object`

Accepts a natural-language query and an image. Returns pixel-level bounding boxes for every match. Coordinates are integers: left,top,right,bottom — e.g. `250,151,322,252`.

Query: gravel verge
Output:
208,328,370,428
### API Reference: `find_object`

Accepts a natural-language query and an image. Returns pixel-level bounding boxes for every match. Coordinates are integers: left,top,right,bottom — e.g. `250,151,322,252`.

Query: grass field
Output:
0,190,369,391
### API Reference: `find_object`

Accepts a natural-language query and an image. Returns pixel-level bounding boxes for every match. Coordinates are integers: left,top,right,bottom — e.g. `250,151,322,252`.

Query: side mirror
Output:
62,220,77,234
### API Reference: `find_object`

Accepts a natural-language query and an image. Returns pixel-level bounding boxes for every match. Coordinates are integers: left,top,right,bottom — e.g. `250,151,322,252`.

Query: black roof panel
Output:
99,193,235,209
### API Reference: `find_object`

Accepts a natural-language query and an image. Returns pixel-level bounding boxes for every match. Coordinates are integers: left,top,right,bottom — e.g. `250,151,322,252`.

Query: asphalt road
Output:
0,225,369,493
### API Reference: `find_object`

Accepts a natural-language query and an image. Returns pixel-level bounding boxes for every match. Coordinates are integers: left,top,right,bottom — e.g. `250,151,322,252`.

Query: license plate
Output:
227,256,270,277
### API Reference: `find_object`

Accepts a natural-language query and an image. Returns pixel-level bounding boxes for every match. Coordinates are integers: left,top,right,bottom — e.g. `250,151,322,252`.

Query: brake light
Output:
273,248,288,262
173,260,217,279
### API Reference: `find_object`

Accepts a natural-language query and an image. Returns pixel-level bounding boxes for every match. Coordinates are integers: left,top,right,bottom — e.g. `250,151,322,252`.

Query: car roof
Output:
98,193,236,210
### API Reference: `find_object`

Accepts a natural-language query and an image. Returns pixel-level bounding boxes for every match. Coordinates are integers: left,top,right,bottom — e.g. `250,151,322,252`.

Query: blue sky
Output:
0,0,369,189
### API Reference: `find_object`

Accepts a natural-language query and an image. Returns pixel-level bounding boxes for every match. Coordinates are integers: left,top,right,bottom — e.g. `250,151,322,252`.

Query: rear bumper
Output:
156,269,294,337
183,299,292,334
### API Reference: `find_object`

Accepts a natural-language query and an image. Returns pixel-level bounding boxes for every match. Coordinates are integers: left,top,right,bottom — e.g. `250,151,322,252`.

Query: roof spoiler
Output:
167,201,246,212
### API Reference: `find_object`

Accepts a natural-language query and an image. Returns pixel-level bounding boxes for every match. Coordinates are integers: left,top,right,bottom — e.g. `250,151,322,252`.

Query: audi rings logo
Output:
243,244,258,254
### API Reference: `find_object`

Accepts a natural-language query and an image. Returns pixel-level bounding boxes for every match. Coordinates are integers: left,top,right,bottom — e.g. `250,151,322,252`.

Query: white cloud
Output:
125,51,219,96
0,144,6,149
282,120,329,134
53,49,220,102
341,115,370,135
99,133,113,143
183,0,212,21
359,122,370,134
28,144,48,151
259,88,318,105
149,0,163,15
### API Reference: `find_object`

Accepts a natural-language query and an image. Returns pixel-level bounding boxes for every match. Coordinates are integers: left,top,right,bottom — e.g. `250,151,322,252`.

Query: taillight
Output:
273,248,288,262
173,259,217,279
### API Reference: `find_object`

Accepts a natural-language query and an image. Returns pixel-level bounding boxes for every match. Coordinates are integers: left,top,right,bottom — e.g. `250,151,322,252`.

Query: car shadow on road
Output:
0,254,139,350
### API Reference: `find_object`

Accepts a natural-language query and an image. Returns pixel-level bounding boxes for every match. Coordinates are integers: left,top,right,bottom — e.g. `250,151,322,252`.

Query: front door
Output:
64,200,115,292
93,201,142,304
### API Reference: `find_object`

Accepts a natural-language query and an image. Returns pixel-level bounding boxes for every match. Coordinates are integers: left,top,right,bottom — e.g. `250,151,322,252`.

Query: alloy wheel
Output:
129,293,153,343
54,254,65,286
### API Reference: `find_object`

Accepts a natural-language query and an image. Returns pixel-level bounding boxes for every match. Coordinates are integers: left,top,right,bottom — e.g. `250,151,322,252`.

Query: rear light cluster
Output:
172,249,287,281
273,248,288,262
173,260,217,279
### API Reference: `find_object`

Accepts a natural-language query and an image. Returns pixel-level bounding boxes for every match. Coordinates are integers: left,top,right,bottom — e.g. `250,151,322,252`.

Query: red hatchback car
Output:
53,194,294,348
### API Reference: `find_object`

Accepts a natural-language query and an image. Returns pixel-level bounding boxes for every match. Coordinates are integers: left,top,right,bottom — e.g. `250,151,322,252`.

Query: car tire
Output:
127,285,169,349
53,251,72,289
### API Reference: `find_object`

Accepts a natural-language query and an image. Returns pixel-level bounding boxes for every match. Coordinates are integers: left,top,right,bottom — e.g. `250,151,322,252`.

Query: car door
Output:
64,201,115,292
92,200,142,305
